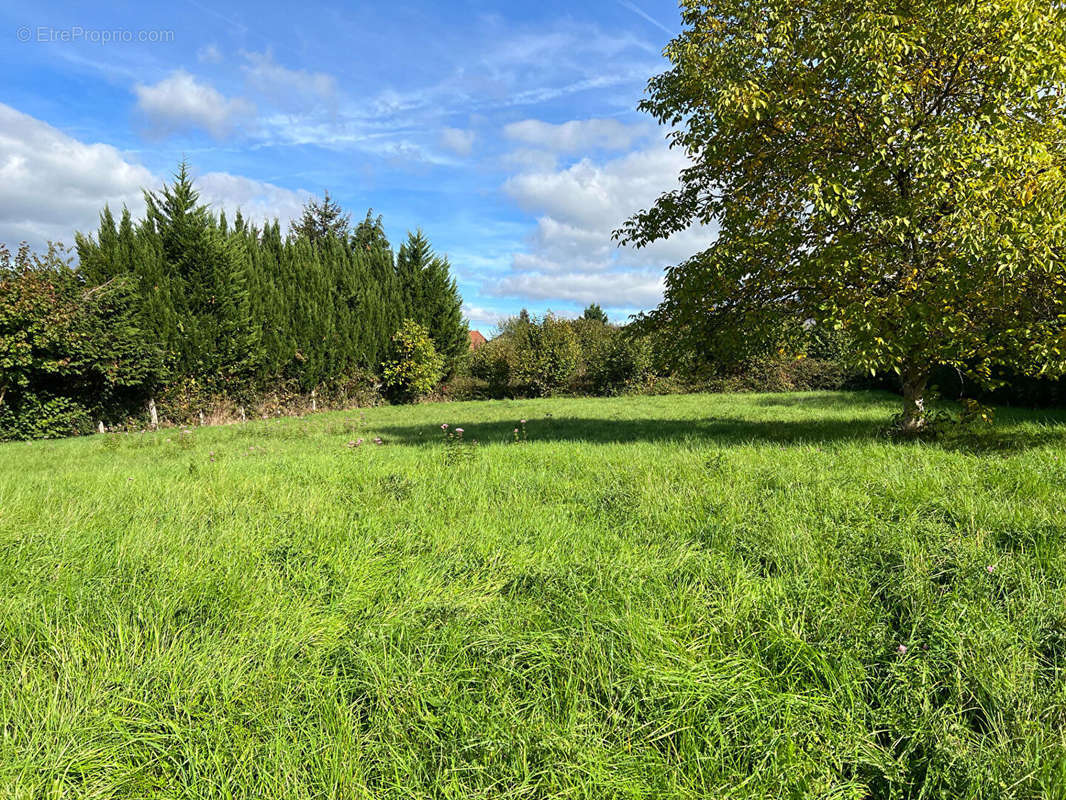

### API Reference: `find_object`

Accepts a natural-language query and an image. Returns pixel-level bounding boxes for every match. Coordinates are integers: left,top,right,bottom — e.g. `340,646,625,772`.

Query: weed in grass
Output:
441,423,478,464
512,418,528,444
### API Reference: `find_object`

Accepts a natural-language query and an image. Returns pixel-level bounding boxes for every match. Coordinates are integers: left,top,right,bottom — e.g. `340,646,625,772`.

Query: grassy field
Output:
2,390,1066,799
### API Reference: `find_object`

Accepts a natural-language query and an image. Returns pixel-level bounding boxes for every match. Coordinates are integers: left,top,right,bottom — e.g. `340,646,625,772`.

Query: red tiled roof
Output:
468,330,487,350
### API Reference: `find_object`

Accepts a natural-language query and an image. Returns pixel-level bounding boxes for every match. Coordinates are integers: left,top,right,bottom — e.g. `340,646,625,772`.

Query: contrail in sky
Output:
616,0,675,37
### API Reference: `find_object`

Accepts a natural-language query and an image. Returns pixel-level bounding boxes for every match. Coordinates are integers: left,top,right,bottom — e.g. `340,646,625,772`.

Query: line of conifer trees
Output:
1,163,467,438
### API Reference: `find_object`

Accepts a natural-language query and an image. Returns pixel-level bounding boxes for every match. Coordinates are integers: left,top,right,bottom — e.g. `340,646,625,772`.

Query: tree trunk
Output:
900,368,929,435
148,397,159,429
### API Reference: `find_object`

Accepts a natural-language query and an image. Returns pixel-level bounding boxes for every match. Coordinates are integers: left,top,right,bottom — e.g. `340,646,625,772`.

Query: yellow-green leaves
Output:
616,0,1066,395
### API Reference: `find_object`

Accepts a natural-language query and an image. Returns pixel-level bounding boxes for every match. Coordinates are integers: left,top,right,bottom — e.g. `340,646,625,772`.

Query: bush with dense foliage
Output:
382,320,445,403
455,312,862,401
584,327,654,395
469,336,517,398
0,243,161,439
507,314,581,397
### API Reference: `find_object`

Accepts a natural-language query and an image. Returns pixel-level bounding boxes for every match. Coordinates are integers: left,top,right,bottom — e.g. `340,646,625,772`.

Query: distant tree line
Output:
0,163,466,439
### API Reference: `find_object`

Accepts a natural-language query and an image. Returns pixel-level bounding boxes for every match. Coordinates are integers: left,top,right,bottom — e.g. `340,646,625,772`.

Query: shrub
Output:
571,317,615,362
0,394,93,440
708,353,840,393
469,337,516,398
586,330,654,395
510,314,580,397
382,320,445,403
0,242,160,440
443,374,493,401
315,370,382,409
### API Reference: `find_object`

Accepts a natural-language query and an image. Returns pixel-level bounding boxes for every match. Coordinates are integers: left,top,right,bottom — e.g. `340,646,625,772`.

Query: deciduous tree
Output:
617,0,1066,431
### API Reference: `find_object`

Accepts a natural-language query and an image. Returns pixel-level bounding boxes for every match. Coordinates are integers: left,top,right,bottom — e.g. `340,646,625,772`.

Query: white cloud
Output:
440,127,477,157
504,146,685,231
0,103,152,247
195,172,312,231
493,140,716,310
503,118,648,153
134,70,255,139
0,103,311,250
240,51,336,112
495,270,665,308
462,303,506,330
500,148,560,173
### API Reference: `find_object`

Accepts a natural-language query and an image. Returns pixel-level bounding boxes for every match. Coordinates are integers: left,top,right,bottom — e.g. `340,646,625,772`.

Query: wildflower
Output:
514,428,519,433
357,438,364,446
441,423,449,430
374,437,383,445
986,564,995,574
455,428,464,434
897,644,907,655
520,419,526,424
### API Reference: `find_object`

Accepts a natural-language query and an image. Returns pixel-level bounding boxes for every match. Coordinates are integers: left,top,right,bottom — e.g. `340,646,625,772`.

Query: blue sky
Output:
0,0,711,330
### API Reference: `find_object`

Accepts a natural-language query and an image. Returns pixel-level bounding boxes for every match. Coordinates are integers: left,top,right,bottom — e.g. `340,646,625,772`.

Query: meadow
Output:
2,390,1065,799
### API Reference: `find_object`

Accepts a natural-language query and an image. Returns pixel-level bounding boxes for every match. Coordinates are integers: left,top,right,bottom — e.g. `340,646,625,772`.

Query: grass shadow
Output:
377,414,885,448
375,410,1066,453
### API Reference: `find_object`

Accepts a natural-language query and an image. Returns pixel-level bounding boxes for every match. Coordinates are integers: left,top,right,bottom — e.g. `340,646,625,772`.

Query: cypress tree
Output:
395,231,429,318
62,161,472,418
143,161,259,385
396,231,468,368
75,205,118,285
291,191,351,244
353,210,388,251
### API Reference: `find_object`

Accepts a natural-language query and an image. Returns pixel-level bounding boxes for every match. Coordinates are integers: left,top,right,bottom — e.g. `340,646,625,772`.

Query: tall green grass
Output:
1,391,1065,798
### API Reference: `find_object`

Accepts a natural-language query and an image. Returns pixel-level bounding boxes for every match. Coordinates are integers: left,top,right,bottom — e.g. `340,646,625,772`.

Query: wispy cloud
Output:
197,43,223,64
504,118,650,153
240,50,337,112
440,127,477,157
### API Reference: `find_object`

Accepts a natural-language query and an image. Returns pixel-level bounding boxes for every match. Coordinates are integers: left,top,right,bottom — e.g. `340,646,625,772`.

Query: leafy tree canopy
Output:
617,0,1066,430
